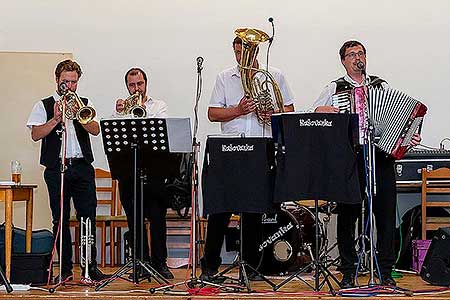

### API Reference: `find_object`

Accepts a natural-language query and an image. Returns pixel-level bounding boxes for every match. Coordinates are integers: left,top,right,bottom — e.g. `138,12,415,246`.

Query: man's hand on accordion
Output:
315,106,339,113
410,133,422,147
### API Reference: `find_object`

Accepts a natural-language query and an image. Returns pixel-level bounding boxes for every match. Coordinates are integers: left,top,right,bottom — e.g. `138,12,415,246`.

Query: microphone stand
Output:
49,88,69,292
150,57,230,294
358,69,379,286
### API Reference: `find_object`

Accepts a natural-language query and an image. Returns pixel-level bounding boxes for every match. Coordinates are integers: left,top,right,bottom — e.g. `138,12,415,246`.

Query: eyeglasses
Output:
345,51,365,59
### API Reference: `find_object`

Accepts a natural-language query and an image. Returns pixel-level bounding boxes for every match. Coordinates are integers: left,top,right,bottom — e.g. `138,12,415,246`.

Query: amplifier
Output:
395,148,450,183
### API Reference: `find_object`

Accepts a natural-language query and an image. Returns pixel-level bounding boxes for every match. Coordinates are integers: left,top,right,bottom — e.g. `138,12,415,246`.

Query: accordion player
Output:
332,86,427,159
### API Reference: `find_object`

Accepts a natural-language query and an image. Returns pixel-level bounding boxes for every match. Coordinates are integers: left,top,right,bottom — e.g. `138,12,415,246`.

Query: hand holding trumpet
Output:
53,102,63,123
115,99,125,113
115,92,147,118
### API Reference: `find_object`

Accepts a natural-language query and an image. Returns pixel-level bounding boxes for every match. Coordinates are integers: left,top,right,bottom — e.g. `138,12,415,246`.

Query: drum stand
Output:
319,203,340,269
210,213,276,292
274,199,340,294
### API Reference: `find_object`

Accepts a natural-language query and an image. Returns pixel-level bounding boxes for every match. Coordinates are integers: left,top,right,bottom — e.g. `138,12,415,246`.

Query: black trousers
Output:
336,149,397,276
44,161,98,273
118,177,168,266
201,212,263,272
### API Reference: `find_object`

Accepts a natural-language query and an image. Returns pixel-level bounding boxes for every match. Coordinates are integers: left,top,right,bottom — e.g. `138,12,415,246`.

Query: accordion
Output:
332,86,427,159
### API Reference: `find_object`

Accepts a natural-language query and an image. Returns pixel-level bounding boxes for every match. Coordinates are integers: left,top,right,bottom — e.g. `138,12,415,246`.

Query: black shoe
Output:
199,272,227,284
199,257,227,283
381,274,396,286
153,263,174,280
247,270,264,281
340,273,355,289
53,270,73,284
87,265,110,282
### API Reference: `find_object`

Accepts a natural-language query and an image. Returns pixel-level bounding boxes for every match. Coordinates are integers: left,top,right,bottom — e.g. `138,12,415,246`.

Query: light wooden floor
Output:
1,265,450,299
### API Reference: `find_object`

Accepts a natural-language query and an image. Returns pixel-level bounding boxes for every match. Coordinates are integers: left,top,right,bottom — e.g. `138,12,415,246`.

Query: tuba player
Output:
200,35,295,282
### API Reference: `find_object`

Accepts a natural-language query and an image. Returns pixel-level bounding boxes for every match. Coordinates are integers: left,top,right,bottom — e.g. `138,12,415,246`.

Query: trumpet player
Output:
112,67,173,279
27,59,108,282
114,67,167,118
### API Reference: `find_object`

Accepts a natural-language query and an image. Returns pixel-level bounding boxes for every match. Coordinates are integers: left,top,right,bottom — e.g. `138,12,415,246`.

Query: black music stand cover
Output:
101,118,192,180
271,113,361,204
202,137,278,215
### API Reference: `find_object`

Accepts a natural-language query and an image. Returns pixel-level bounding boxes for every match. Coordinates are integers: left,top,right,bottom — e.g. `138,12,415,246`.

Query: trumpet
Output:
59,85,96,125
118,92,147,118
80,217,93,281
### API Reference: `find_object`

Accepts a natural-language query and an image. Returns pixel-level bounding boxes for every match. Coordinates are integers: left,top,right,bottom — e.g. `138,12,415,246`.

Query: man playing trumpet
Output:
27,59,108,283
112,67,173,279
114,68,167,118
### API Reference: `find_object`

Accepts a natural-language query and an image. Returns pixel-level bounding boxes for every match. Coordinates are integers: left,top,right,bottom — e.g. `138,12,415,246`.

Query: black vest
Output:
40,96,94,168
333,75,386,94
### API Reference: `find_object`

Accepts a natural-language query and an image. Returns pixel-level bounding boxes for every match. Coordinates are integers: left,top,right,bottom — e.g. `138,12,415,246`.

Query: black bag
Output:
10,252,52,285
0,223,53,285
394,205,421,270
394,206,450,270
165,152,193,217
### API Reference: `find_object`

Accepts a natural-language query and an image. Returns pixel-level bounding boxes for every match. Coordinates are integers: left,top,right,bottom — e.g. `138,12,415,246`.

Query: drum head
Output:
257,209,301,275
257,206,324,275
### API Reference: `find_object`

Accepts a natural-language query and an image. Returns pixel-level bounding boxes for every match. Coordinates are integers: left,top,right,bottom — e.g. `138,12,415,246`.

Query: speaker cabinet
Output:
420,227,450,286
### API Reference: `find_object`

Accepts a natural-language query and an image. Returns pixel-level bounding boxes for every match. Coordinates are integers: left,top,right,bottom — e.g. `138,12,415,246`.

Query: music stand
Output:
271,113,361,293
96,117,192,291
201,136,278,292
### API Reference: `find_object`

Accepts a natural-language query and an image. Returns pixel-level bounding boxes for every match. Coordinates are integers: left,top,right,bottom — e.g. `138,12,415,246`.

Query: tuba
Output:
60,89,96,125
235,28,284,125
119,92,147,118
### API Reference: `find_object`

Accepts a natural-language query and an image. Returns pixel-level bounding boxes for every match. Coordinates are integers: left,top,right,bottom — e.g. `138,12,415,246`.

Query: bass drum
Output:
257,206,324,275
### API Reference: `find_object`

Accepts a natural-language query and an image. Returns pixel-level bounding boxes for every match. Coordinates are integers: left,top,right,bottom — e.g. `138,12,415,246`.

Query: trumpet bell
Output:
77,106,96,125
130,105,147,118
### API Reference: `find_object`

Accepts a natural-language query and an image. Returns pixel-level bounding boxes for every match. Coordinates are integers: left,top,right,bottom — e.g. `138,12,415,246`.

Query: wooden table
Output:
0,184,36,279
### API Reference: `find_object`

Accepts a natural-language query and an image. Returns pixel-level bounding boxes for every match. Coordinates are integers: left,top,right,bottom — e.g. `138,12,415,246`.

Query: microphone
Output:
356,61,365,72
268,17,274,43
59,82,68,94
196,56,204,73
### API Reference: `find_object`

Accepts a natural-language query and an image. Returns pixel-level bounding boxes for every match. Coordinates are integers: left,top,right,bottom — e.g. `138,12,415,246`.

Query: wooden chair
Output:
421,167,450,239
109,197,128,266
70,168,118,267
165,209,191,266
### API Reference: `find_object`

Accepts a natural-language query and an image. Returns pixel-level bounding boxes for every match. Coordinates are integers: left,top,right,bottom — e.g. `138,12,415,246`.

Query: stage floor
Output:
1,265,449,299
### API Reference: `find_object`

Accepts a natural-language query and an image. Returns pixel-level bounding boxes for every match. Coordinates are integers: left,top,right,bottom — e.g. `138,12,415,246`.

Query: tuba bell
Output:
59,89,96,125
119,92,147,118
235,28,284,125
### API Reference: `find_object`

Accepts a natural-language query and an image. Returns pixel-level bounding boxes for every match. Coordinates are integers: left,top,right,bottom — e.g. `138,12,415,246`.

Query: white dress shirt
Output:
209,65,294,137
27,92,97,158
313,74,389,108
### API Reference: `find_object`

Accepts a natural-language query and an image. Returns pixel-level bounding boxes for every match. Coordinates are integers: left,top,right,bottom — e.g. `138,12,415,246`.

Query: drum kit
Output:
256,200,338,276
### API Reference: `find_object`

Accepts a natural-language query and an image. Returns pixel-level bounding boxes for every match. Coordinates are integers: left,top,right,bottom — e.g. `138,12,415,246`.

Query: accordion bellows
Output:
332,86,427,159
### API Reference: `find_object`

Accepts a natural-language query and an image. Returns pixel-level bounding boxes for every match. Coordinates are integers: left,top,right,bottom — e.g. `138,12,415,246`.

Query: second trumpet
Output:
119,92,147,118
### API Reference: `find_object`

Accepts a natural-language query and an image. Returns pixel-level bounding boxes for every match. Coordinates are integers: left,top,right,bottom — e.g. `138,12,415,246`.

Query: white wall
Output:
1,0,449,229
